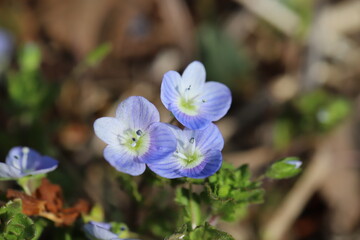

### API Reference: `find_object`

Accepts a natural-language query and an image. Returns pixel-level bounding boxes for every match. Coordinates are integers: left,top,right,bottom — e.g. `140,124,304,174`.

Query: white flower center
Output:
177,84,206,116
174,137,204,168
117,129,150,156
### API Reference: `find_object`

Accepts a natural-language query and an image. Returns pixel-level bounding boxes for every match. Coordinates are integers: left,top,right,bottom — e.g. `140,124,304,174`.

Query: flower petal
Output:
94,117,124,146
181,61,206,90
147,155,183,179
115,96,160,130
104,145,146,176
27,156,58,175
5,146,28,169
200,81,232,121
0,163,22,179
169,104,211,130
180,150,222,179
186,123,224,152
138,122,177,164
160,71,182,110
5,147,58,176
84,222,120,240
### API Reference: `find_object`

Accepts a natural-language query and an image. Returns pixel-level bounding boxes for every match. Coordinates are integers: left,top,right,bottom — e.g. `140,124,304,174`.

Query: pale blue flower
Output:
0,146,58,180
84,221,138,240
94,96,177,176
161,61,232,129
148,123,224,179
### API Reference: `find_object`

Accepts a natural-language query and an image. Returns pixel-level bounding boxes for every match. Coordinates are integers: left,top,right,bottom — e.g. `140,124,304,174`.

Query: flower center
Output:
175,137,203,168
118,129,149,156
178,85,206,116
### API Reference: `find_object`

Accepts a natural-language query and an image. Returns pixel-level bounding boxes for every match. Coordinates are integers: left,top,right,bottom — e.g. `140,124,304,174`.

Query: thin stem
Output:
188,181,196,230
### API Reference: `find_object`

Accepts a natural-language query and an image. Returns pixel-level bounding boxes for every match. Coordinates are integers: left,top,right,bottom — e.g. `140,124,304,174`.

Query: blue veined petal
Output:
147,155,183,179
181,61,206,91
185,123,224,152
4,147,58,177
94,117,125,146
104,145,146,176
199,81,232,121
115,96,160,131
169,104,211,130
138,122,176,164
26,156,58,175
84,222,120,240
5,146,26,169
160,71,182,110
0,163,23,179
179,150,222,179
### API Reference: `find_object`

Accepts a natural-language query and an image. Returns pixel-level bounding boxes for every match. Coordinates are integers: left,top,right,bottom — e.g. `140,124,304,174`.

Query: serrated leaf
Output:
188,223,235,240
205,163,264,222
0,200,36,240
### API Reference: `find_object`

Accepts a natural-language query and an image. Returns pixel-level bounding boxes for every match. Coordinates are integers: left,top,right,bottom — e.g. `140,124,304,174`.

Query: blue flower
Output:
84,221,139,240
148,123,224,179
94,96,177,176
0,147,58,180
161,61,232,129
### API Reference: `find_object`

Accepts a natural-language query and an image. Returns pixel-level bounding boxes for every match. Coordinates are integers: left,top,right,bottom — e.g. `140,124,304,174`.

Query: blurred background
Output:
0,0,360,239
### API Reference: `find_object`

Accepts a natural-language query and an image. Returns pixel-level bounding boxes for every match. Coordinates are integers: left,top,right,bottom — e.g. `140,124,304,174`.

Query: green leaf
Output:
32,219,48,240
0,200,36,240
19,43,42,72
167,223,235,240
175,187,202,226
205,163,264,222
85,43,112,67
188,223,235,240
198,24,252,89
175,188,202,227
266,157,302,179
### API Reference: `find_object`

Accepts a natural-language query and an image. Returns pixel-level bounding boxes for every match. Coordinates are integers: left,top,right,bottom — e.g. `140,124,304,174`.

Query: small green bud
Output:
266,157,302,179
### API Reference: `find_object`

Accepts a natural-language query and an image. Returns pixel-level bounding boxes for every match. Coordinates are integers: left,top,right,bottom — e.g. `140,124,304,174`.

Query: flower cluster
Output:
94,61,232,179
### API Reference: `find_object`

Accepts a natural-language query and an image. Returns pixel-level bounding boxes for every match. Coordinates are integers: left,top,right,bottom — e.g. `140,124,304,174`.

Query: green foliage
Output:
198,24,251,88
6,43,57,124
274,90,351,149
85,43,112,67
18,43,41,72
175,187,202,228
0,200,36,240
266,157,302,179
187,223,235,240
279,0,313,37
117,173,142,202
205,163,264,221
166,223,234,240
32,219,48,240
